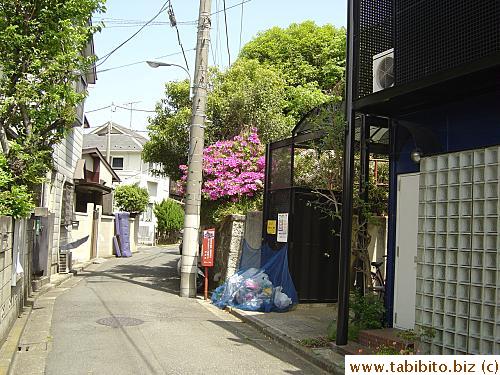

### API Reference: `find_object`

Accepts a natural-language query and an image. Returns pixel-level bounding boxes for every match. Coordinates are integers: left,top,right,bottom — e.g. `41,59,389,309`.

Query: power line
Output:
94,1,169,69
222,0,231,65
168,1,190,72
95,49,195,74
115,105,156,113
86,104,156,114
86,105,111,113
93,1,252,27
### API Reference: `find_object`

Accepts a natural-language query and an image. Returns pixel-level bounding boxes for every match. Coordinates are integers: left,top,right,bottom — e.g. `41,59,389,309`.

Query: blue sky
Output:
85,0,347,132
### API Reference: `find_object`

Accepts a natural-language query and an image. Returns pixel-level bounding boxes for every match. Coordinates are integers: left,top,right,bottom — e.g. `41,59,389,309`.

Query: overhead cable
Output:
222,0,231,65
86,105,111,113
168,0,190,72
96,49,196,74
94,1,169,69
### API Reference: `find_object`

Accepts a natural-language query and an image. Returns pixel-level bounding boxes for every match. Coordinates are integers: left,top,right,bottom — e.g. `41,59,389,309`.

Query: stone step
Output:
357,328,412,352
331,341,375,355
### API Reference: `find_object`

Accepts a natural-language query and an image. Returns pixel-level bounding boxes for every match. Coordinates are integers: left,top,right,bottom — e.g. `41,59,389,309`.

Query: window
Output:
141,203,153,222
112,157,124,170
147,181,158,197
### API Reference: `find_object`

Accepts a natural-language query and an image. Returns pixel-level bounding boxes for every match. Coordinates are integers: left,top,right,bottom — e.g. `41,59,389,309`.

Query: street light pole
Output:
146,61,192,97
179,0,212,297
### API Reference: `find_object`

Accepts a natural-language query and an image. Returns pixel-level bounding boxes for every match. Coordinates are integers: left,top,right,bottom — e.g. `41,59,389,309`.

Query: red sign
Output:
201,228,215,267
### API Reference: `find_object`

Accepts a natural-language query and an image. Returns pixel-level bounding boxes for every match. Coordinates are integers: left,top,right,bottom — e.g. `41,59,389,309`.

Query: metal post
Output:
336,0,359,346
356,115,370,291
180,0,212,298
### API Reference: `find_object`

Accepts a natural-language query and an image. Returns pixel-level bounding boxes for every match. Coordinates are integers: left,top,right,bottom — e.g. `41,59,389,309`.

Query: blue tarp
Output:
211,242,298,312
114,212,131,257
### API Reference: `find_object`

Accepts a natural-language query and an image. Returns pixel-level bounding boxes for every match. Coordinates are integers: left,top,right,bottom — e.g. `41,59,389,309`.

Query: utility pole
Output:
180,0,212,297
106,103,116,163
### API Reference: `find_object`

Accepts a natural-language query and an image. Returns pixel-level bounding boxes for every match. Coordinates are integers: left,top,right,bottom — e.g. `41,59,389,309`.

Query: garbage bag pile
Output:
212,243,297,312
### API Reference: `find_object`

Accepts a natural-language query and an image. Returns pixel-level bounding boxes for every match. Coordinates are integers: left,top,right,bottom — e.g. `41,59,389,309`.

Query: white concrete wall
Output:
98,215,115,258
71,208,92,263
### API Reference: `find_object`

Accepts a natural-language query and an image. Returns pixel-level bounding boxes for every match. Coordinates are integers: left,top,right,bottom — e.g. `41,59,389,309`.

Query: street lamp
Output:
146,61,192,96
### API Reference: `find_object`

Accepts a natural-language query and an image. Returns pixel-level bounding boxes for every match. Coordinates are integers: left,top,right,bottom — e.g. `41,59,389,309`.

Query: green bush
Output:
154,199,184,240
350,291,385,330
201,194,263,226
114,184,149,213
0,154,34,218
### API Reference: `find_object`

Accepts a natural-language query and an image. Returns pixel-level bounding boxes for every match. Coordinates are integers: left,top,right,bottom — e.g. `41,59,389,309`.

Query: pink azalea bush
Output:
179,130,265,201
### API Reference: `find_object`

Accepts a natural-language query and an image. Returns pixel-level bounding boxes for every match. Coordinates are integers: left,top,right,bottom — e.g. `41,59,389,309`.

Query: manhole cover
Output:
96,316,144,328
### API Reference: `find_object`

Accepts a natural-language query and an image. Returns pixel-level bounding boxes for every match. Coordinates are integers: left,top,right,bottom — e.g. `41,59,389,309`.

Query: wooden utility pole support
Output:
180,0,212,298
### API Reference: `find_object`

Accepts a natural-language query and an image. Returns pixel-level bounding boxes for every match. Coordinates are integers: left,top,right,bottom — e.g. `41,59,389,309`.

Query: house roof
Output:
83,122,148,152
81,147,121,182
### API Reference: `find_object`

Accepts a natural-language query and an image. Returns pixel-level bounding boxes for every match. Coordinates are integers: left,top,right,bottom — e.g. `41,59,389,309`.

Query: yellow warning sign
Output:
267,220,277,235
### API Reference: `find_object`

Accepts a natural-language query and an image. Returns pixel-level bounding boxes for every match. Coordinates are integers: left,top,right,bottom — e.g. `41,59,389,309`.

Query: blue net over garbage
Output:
211,242,298,312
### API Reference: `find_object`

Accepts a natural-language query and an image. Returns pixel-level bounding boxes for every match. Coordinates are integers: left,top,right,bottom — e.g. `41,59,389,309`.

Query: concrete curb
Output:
0,259,96,375
226,307,345,374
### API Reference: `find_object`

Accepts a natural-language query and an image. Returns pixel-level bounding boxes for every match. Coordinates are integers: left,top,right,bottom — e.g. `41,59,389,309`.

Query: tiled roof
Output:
83,122,148,152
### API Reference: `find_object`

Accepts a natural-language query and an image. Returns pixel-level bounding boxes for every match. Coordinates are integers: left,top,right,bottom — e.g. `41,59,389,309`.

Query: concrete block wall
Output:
213,215,246,283
0,217,26,345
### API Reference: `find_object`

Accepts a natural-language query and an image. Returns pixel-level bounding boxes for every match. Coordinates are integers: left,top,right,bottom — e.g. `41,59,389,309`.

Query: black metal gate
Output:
262,111,340,302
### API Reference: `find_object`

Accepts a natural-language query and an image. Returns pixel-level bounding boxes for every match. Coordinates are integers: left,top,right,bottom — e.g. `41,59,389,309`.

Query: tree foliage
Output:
114,184,149,214
0,0,105,216
207,60,294,143
154,199,184,237
143,21,346,181
240,21,346,90
142,80,191,180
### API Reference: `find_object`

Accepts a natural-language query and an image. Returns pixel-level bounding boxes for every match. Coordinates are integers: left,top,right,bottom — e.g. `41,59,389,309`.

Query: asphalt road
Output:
15,245,327,375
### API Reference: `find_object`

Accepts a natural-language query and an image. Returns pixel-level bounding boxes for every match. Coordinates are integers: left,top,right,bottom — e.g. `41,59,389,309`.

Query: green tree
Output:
114,184,149,214
207,59,294,143
0,0,105,215
240,21,345,119
240,21,345,91
143,21,346,192
142,80,191,180
154,199,184,242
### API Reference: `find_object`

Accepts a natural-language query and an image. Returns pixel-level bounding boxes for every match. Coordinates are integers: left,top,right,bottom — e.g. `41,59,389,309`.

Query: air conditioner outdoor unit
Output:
373,48,394,92
59,250,72,274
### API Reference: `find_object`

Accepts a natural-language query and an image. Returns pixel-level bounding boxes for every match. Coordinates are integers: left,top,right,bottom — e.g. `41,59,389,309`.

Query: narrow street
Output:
12,246,327,375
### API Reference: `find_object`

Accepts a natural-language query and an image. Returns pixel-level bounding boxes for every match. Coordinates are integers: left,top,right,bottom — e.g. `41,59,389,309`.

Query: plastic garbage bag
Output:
274,286,292,309
212,243,297,312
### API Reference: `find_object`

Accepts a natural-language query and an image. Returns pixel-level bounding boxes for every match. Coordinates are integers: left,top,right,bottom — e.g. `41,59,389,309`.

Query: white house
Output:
39,37,98,278
83,122,170,245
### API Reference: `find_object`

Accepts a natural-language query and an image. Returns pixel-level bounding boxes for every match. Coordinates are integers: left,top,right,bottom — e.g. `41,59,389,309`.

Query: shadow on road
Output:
207,319,326,374
81,251,181,295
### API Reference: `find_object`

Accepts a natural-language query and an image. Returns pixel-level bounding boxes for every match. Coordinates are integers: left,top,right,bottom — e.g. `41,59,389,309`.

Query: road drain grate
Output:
96,316,144,328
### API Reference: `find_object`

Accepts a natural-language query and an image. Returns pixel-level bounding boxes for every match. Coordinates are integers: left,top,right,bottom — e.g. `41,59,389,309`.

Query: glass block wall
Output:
416,146,499,354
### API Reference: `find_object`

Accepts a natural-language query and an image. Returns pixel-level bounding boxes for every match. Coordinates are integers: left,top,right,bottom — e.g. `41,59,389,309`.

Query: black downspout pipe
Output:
356,115,370,291
336,0,359,346
262,144,272,241
385,120,397,326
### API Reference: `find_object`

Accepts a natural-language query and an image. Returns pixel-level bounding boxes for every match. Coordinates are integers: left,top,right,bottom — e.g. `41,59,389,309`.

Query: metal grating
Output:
357,0,393,98
395,0,500,85
416,146,499,354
